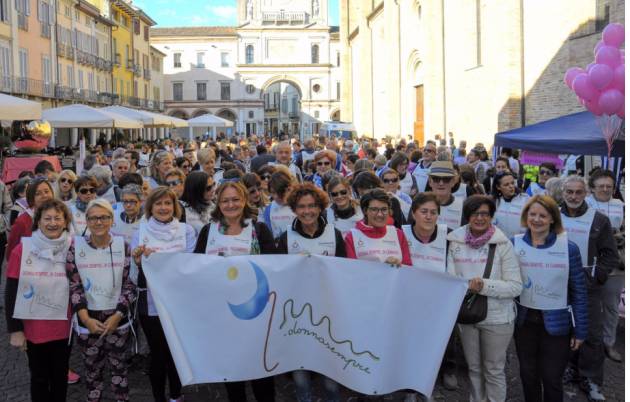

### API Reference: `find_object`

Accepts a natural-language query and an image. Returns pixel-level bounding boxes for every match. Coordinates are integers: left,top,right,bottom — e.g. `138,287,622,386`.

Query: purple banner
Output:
520,151,564,169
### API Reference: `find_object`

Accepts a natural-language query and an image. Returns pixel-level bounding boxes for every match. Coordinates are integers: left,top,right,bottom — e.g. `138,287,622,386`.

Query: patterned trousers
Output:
78,326,131,402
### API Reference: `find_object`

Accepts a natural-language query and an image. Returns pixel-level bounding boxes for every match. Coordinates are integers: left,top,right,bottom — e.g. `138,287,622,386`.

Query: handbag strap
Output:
481,243,497,279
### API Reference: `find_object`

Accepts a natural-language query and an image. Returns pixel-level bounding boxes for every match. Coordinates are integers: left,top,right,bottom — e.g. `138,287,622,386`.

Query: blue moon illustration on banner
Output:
228,261,270,320
524,276,532,289
84,278,92,291
23,284,34,299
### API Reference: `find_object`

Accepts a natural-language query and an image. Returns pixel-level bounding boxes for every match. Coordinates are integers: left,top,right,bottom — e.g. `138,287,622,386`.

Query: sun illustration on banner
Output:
226,261,278,372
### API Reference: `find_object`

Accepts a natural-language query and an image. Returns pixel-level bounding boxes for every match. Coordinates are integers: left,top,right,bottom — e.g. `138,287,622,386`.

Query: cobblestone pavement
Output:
0,281,624,402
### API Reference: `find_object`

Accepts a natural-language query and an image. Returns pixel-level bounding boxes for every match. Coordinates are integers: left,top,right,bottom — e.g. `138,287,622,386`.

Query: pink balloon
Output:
572,74,598,101
588,64,614,89
611,64,625,93
598,88,624,115
594,40,605,57
602,23,625,47
596,46,622,68
585,97,604,116
564,67,585,88
586,62,597,73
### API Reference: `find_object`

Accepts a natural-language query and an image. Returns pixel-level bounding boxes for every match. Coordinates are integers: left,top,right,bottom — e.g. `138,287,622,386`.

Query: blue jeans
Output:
292,370,340,402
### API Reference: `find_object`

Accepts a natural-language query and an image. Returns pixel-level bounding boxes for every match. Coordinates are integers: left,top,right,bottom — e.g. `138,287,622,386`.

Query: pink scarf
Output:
465,225,496,249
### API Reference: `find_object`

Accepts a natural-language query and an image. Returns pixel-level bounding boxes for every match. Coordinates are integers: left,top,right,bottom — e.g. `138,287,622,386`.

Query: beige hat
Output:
429,161,455,177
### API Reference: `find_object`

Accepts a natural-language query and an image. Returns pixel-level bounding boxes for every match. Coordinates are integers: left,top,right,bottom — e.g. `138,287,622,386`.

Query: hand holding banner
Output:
143,253,467,396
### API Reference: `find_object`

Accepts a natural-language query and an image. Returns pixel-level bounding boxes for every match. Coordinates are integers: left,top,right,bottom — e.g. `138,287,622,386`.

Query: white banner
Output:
143,253,468,396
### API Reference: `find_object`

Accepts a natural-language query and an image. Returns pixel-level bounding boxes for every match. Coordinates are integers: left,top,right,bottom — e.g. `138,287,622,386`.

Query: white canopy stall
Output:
0,93,42,121
186,113,234,140
102,105,188,141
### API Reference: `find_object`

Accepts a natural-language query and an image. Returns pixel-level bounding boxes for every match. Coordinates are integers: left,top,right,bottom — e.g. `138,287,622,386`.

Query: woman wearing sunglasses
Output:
53,170,77,204
491,171,530,239
306,150,336,188
242,173,268,217
257,165,276,204
70,176,98,236
325,176,363,236
194,181,276,402
175,156,192,175
389,152,418,197
67,198,136,402
380,168,412,218
526,163,557,197
180,171,215,235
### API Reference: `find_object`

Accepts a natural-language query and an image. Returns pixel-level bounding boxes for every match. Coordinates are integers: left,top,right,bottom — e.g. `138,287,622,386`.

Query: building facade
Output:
152,0,341,138
340,0,624,147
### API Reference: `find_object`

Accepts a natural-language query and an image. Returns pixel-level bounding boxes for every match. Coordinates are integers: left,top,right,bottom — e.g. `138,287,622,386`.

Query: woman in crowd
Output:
446,195,522,402
53,169,77,204
491,171,530,239
5,199,73,402
8,177,30,226
70,176,99,236
585,168,624,362
242,172,268,217
7,178,55,259
175,156,192,175
389,152,417,197
257,164,276,203
262,170,297,239
193,182,276,402
526,162,557,196
344,188,411,266
131,187,196,402
197,147,218,179
403,192,448,273
513,195,587,402
111,184,144,244
380,168,412,218
306,149,337,188
482,157,511,194
180,171,215,235
88,165,116,205
458,165,486,195
146,150,175,189
325,176,363,236
67,198,136,402
352,171,406,228
164,168,186,200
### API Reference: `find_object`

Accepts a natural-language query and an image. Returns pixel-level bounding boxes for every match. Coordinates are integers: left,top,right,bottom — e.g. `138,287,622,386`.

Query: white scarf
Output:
145,217,182,242
30,229,72,263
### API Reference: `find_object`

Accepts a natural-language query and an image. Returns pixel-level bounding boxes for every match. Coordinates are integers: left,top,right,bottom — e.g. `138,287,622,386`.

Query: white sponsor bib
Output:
586,195,624,231
13,238,69,320
269,203,296,239
411,165,430,192
514,232,569,310
75,236,125,311
302,150,316,162
326,207,363,236
452,183,467,199
562,208,595,267
287,223,336,256
402,224,447,273
399,173,414,195
493,194,529,239
351,226,402,263
438,197,463,230
111,211,143,244
205,221,253,256
70,204,88,236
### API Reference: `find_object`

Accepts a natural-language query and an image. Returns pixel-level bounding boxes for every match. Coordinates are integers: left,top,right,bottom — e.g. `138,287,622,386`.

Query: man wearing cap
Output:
411,140,437,193
427,161,465,230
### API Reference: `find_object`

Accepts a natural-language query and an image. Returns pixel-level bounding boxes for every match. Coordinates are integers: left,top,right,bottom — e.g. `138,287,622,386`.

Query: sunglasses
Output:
317,161,331,166
329,189,348,197
430,176,452,183
261,174,272,180
206,183,216,192
79,188,96,195
59,178,74,184
166,179,182,187
383,178,399,184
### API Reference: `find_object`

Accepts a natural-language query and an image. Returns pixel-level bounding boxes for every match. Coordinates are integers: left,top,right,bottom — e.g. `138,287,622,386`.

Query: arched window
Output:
245,45,254,64
311,44,319,64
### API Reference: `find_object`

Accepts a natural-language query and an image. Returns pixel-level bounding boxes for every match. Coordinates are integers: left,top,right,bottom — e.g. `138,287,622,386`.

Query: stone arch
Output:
216,108,237,121
259,75,304,99
330,108,340,121
411,0,422,20
191,109,211,118
168,109,189,119
407,49,423,87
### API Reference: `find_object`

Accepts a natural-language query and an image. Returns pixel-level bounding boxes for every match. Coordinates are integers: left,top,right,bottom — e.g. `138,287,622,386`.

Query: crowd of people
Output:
0,133,624,402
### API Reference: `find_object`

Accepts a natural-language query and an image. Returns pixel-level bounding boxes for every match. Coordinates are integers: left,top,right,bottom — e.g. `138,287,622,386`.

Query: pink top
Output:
6,244,71,344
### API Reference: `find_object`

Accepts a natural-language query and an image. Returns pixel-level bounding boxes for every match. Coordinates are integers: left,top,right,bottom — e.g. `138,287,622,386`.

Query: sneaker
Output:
67,369,80,384
442,372,458,390
579,378,606,402
605,345,622,362
563,366,579,384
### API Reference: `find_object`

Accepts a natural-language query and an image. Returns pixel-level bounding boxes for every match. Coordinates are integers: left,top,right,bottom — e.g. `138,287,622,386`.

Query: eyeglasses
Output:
383,178,399,184
86,215,112,223
317,161,331,166
166,179,182,187
122,199,139,205
59,178,74,185
424,149,436,154
470,211,491,218
594,184,614,190
430,176,452,183
539,169,553,176
261,174,272,181
329,189,348,197
367,207,389,215
79,188,96,195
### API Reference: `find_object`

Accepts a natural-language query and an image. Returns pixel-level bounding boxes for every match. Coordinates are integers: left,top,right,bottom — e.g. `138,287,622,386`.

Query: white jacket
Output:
447,225,522,325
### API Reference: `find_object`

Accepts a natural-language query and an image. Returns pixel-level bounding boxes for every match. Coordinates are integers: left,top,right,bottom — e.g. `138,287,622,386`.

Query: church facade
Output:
151,0,341,139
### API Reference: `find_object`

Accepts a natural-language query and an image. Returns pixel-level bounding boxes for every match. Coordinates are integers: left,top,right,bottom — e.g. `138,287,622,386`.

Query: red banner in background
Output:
1,155,61,183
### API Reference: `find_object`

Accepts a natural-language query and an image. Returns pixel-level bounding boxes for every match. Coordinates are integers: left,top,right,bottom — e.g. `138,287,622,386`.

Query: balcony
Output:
40,23,51,38
262,11,307,24
143,68,151,80
288,111,299,118
17,13,28,31
0,76,55,98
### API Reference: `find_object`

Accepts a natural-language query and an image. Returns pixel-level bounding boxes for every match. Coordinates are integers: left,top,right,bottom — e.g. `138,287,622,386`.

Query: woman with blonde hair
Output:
146,150,174,189
325,176,363,236
54,169,77,204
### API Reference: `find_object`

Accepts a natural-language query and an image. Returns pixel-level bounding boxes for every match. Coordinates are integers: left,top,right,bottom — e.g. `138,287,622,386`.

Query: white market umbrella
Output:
42,104,143,129
0,93,42,121
187,113,234,140
102,105,187,128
